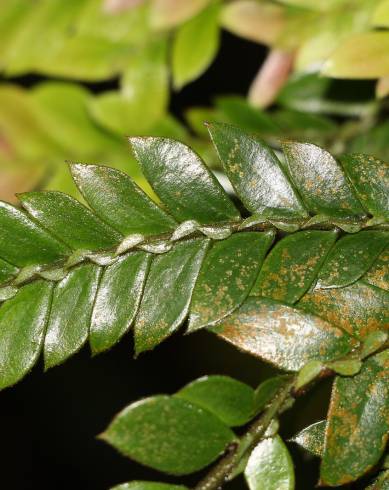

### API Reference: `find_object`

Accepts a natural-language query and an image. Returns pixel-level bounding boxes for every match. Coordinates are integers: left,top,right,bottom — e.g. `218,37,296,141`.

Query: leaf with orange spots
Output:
321,350,389,486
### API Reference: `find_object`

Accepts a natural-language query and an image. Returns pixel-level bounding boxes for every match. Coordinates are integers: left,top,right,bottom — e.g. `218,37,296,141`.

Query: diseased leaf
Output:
0,280,53,389
212,297,357,371
71,163,177,236
316,231,389,289
366,470,389,490
282,141,366,218
321,350,389,486
244,435,295,490
172,2,220,89
90,252,151,354
341,154,389,219
176,375,255,427
44,264,101,369
251,231,336,304
188,231,274,331
135,239,209,354
130,137,240,224
0,201,69,266
364,247,389,291
207,123,307,219
19,191,121,251
101,395,235,475
299,280,389,340
291,420,325,457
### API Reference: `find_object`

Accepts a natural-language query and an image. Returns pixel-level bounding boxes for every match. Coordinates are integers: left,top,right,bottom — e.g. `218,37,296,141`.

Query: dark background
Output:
0,33,373,490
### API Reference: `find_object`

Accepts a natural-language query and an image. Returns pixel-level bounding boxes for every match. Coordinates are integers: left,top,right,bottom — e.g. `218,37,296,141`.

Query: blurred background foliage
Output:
1,0,389,204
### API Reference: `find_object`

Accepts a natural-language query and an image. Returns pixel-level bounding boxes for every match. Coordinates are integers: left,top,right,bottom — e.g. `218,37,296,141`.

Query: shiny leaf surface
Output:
101,395,235,475
291,420,325,457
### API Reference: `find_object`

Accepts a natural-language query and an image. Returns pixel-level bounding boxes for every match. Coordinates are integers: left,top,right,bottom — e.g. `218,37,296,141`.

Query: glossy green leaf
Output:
299,280,389,340
0,280,53,389
282,141,366,219
0,258,18,285
177,375,255,427
172,2,220,89
19,191,121,251
188,231,274,331
130,136,240,223
316,231,389,289
71,163,177,236
135,239,209,354
321,350,389,486
101,395,235,475
90,252,151,354
0,201,69,267
364,247,389,291
291,420,325,457
207,123,307,219
341,154,389,219
244,435,295,490
322,32,389,79
253,376,291,414
111,483,187,490
252,231,336,304
212,297,356,371
44,264,101,369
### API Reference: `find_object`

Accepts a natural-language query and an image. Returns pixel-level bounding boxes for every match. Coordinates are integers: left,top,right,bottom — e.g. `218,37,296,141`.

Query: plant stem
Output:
193,378,295,490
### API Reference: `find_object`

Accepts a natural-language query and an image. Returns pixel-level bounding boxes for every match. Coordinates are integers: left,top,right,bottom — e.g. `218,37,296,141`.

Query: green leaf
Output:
44,264,101,369
172,2,220,89
322,32,389,79
0,280,53,389
253,376,291,414
207,123,307,219
251,231,337,304
215,96,280,134
90,40,168,135
150,0,211,29
0,258,18,285
316,231,389,289
212,297,357,371
135,239,209,354
291,420,325,457
341,154,389,220
282,141,366,219
220,0,285,45
130,136,240,223
71,163,177,236
244,435,295,490
188,231,274,331
321,350,389,486
111,483,187,490
176,375,255,427
19,191,121,251
0,201,69,267
90,252,151,354
299,280,389,340
101,395,235,475
364,247,389,291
